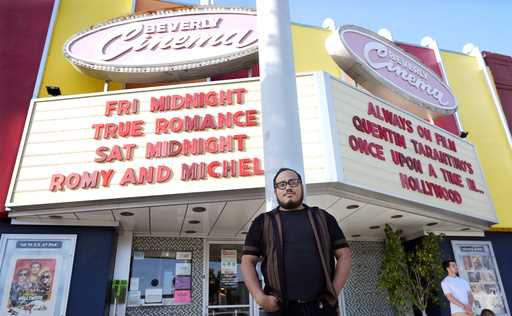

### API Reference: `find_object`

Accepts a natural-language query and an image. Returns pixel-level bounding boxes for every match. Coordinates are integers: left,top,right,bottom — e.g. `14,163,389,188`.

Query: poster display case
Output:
0,234,76,316
452,241,510,316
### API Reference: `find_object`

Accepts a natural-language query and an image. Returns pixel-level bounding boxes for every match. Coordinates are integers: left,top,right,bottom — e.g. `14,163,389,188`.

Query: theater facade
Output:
1,2,511,316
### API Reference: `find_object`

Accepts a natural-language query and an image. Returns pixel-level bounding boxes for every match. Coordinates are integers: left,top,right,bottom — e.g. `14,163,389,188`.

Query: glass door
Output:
208,242,251,316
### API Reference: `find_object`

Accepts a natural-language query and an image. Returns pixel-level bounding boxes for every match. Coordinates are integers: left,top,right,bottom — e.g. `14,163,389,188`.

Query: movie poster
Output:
452,241,510,316
4,258,57,316
0,235,76,316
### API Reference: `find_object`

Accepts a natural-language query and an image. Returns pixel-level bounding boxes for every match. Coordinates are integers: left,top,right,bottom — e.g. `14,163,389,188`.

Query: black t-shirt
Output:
242,206,349,300
280,208,325,300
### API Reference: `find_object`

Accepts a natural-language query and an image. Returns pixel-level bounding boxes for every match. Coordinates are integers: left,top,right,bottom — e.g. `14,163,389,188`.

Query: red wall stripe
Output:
483,51,512,133
0,0,55,216
397,43,460,136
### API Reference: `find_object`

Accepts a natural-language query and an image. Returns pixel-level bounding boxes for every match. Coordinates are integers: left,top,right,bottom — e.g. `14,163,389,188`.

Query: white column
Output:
109,229,133,316
256,0,305,210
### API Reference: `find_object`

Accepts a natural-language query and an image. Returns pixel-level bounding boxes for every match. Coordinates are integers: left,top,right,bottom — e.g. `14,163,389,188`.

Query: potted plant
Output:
378,224,445,316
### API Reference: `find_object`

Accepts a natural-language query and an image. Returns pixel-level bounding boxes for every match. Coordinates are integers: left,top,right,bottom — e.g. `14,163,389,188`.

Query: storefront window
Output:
129,250,192,305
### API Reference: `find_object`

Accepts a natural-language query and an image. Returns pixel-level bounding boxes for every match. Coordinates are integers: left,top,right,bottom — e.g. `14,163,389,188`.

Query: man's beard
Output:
277,192,304,209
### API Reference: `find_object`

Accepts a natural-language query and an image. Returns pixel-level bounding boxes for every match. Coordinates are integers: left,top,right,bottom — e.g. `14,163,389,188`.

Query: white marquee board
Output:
329,75,496,222
7,74,330,210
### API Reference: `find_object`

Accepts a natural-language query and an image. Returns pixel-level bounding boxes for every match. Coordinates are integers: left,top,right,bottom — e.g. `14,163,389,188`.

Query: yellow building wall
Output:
37,0,133,97
291,24,343,79
441,51,512,229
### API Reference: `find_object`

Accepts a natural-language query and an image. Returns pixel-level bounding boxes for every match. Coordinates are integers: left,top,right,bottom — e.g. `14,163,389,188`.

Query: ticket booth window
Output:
129,250,193,305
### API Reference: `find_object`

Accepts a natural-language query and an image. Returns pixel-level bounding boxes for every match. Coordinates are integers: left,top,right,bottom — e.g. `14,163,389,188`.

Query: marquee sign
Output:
329,75,495,222
6,74,330,210
5,72,494,224
325,25,458,119
63,7,258,83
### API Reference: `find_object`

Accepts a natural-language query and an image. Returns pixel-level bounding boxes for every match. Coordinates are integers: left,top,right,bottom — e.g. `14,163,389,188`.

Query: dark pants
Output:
261,299,338,316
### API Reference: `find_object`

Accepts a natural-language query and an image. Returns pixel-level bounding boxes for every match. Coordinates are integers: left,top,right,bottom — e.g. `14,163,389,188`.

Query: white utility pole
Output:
256,0,305,210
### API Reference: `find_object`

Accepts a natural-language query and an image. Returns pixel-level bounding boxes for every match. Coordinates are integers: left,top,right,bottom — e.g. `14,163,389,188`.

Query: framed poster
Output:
0,235,76,316
452,241,510,316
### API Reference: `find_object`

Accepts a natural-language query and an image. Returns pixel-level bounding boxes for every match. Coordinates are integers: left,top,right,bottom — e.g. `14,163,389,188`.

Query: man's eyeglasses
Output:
274,178,301,190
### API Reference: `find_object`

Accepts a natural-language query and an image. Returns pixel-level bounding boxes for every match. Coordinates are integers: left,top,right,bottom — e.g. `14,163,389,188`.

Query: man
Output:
9,268,32,308
441,260,475,316
36,271,53,300
241,168,352,316
29,262,42,286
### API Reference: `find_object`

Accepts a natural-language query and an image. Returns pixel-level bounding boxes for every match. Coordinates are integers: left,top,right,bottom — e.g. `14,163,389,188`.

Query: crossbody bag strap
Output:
307,207,338,305
263,213,281,296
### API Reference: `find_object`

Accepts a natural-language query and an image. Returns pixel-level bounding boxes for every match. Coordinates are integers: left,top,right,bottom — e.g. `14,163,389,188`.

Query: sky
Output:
177,0,512,56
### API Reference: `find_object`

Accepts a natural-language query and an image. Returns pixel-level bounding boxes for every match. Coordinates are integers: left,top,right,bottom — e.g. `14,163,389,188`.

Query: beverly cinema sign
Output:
326,25,458,119
64,7,258,83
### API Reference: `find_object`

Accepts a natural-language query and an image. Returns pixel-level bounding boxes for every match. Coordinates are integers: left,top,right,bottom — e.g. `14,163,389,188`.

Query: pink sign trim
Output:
63,7,258,83
338,25,457,114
